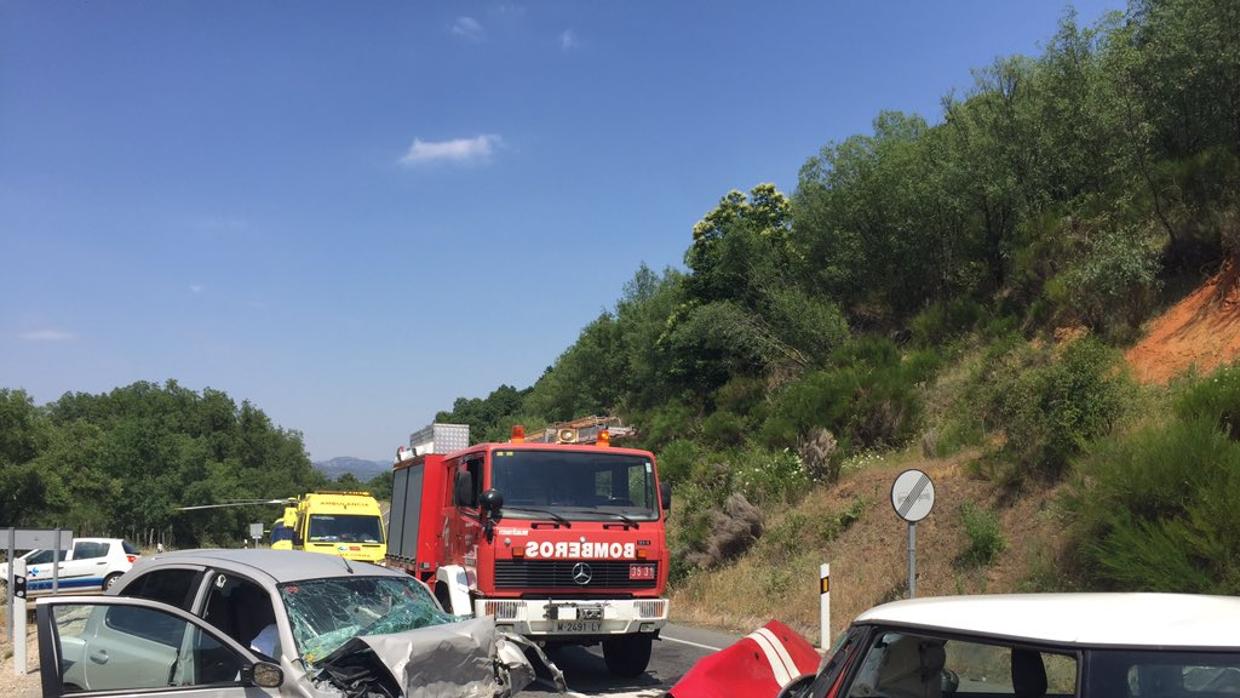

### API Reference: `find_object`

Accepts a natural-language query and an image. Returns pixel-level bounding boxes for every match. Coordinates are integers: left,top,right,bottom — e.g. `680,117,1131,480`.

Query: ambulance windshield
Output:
491,450,658,521
308,514,385,544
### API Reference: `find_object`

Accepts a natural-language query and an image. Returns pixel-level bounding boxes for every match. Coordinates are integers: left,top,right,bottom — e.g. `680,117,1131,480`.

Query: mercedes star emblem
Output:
571,562,593,585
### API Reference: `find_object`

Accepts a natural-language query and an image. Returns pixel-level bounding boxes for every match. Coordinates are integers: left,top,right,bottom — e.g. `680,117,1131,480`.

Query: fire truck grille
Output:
494,560,657,590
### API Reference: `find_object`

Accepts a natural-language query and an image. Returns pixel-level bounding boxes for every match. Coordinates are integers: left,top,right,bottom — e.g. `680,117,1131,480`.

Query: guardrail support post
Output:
819,562,831,650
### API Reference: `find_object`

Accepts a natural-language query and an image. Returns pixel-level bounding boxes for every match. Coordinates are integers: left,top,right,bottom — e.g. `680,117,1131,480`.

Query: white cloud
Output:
451,16,485,41
559,29,579,51
491,2,525,17
189,284,206,294
399,134,502,166
18,329,76,342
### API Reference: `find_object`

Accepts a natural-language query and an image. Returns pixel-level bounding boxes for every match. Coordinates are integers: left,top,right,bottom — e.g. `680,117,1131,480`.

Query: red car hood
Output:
670,620,821,697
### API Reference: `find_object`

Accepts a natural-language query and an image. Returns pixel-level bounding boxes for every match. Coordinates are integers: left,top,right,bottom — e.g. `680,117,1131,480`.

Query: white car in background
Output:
2,538,139,594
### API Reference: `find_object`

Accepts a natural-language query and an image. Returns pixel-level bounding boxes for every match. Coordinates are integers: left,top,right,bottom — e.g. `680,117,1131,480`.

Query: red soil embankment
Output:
1127,269,1240,383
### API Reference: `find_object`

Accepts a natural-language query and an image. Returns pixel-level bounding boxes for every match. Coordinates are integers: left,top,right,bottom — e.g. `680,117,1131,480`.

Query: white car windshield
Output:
279,575,452,664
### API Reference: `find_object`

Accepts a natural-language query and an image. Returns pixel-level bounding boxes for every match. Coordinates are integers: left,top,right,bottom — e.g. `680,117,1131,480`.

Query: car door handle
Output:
89,650,109,665
96,561,106,566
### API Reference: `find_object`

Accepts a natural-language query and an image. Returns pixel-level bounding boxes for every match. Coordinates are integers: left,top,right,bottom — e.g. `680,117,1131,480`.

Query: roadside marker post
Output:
6,526,14,642
12,558,26,676
890,469,935,599
4,527,75,640
819,562,831,650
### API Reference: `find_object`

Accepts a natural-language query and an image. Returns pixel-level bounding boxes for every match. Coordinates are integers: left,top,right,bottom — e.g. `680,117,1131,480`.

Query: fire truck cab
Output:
386,421,671,677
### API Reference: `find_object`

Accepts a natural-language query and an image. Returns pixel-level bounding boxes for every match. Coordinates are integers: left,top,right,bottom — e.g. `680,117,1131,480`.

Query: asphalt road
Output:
524,623,739,697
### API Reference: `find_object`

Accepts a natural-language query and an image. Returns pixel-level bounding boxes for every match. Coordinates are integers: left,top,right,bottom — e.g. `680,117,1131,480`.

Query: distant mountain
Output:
313,456,390,481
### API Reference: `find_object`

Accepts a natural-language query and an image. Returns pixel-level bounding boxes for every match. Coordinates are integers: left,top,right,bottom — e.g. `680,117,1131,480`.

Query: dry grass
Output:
669,449,1067,641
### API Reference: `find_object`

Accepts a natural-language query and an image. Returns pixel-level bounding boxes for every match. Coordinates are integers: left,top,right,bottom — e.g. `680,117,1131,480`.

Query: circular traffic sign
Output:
891,469,935,522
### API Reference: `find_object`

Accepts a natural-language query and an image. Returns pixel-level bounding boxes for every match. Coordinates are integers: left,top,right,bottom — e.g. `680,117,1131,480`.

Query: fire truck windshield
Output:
491,450,658,521
308,514,385,543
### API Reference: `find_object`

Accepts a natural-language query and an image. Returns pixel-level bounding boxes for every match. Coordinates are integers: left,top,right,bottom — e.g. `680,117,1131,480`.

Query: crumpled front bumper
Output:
475,597,669,637
313,617,565,697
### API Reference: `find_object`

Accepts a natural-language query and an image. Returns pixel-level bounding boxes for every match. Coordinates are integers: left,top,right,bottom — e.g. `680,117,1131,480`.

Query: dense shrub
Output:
762,338,941,454
1068,417,1240,594
1174,364,1240,438
910,299,988,347
960,337,1131,480
730,447,808,503
656,439,698,484
701,410,746,448
957,503,1006,567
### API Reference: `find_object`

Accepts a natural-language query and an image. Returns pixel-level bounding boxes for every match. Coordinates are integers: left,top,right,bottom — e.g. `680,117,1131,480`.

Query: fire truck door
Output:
448,458,483,567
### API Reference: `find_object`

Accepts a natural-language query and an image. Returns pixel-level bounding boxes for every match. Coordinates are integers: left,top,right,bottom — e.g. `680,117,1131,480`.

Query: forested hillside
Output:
0,382,340,547
438,0,1240,594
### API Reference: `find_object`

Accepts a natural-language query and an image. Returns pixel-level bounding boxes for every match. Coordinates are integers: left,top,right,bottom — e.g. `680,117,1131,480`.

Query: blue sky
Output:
1,0,1123,460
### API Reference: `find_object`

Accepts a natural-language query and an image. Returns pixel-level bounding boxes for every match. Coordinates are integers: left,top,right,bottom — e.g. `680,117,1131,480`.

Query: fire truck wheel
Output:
602,634,652,678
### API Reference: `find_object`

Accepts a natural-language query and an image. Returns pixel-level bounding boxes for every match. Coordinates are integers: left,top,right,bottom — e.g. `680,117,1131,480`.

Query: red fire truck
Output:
386,419,671,677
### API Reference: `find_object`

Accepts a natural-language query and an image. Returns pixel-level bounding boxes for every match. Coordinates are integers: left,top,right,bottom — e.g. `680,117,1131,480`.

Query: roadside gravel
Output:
0,609,41,698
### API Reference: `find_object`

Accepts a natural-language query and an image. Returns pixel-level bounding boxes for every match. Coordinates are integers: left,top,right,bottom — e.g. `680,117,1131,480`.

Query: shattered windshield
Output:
491,450,658,521
279,575,453,664
308,514,384,544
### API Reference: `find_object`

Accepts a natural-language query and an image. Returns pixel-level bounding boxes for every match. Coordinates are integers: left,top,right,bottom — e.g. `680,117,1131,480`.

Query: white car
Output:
35,549,563,697
3,538,139,594
672,593,1240,697
787,594,1240,697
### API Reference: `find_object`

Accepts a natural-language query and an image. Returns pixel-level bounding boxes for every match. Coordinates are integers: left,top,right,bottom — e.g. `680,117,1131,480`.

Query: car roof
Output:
142,549,405,584
854,593,1240,649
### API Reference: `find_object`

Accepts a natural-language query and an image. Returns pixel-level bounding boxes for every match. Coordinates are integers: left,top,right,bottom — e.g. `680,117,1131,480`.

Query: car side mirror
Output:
480,489,504,519
660,482,672,511
245,661,283,688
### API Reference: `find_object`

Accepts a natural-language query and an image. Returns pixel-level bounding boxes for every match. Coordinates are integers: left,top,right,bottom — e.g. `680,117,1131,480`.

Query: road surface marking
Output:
659,634,724,652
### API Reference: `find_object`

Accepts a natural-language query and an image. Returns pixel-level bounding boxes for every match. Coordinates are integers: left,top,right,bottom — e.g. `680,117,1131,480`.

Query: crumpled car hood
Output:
312,617,565,697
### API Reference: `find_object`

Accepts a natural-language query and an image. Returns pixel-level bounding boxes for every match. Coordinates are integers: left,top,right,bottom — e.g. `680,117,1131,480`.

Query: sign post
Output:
890,469,935,599
249,523,264,548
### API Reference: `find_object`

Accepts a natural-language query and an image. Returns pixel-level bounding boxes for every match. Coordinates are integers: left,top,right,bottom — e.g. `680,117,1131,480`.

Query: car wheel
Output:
103,573,123,591
603,634,653,678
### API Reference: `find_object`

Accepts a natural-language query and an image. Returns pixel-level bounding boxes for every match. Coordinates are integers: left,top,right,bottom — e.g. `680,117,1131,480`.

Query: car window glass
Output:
119,568,203,611
26,549,66,565
201,572,280,660
121,540,140,555
52,602,243,692
1087,649,1240,696
846,631,1076,696
72,541,109,560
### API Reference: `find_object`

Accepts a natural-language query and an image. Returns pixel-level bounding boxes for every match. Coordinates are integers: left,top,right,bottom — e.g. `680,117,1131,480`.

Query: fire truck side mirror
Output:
480,489,504,519
660,482,672,511
453,472,474,508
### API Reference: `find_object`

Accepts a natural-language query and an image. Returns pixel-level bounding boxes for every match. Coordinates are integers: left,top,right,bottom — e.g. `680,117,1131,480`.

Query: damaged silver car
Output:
36,549,565,697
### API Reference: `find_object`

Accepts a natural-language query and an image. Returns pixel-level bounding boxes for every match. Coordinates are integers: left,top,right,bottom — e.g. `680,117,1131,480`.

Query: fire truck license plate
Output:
630,563,656,580
555,620,603,633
